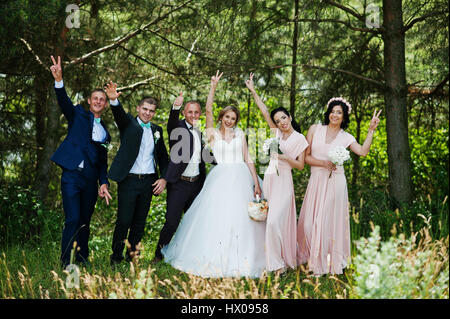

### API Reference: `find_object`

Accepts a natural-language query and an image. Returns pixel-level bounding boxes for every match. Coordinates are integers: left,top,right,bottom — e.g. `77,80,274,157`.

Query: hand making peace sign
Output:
245,72,256,93
210,70,223,88
50,55,63,82
369,109,382,131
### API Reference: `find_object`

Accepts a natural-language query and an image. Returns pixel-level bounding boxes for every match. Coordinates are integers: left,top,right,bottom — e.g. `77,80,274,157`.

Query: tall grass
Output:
0,195,448,299
0,223,448,299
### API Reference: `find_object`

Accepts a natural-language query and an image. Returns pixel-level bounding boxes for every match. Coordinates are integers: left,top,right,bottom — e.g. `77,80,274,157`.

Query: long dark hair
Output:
323,101,350,130
270,107,301,133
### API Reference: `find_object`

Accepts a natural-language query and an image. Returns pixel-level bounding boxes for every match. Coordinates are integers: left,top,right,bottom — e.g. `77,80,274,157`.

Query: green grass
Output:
0,195,448,299
0,234,353,299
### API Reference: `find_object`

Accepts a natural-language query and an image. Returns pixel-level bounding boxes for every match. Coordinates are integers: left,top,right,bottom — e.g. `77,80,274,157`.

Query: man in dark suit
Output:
104,82,169,265
153,92,214,262
49,56,112,268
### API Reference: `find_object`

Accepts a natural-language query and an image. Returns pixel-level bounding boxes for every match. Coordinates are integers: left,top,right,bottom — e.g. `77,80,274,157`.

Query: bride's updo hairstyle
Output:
270,107,301,133
323,97,351,130
218,105,241,125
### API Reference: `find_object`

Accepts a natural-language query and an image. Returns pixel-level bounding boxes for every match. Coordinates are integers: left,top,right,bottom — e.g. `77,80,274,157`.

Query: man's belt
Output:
180,175,200,182
128,173,156,179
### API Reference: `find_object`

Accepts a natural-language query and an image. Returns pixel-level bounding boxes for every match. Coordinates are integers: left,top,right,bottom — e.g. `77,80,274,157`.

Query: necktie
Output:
141,122,151,129
94,118,101,124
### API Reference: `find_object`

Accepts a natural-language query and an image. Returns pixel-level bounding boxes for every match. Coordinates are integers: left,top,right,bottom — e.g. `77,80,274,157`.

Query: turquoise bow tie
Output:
141,122,151,129
94,118,101,124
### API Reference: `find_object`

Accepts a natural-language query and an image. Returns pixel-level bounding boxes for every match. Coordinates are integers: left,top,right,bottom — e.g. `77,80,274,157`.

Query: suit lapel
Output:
100,119,110,144
182,120,195,160
88,111,94,139
134,116,144,142
150,122,158,172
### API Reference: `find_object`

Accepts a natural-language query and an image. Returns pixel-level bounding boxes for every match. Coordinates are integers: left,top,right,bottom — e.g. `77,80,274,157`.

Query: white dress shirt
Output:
55,80,106,169
182,121,201,177
129,117,156,175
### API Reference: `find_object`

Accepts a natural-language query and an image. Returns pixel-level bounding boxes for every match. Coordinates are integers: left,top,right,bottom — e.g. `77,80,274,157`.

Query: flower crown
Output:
326,97,352,114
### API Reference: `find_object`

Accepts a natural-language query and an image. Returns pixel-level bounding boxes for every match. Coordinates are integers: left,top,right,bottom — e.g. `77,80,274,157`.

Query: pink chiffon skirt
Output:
263,166,298,272
297,166,351,275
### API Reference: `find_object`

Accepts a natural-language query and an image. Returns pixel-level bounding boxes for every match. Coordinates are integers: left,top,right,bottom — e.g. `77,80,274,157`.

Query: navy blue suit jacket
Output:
51,86,111,186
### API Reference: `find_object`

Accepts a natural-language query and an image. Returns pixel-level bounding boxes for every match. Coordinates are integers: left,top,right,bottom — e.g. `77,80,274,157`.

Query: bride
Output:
161,71,266,278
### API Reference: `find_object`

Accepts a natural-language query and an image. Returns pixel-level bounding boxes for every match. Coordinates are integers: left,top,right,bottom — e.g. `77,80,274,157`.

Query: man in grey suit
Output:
105,82,169,265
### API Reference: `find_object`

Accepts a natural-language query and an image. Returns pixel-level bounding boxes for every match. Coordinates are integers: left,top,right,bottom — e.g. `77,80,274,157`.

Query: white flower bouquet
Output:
327,145,351,178
248,195,268,222
262,137,282,176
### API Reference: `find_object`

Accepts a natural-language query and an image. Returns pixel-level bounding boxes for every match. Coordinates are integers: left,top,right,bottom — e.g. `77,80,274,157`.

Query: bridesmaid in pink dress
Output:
246,73,308,274
297,97,382,276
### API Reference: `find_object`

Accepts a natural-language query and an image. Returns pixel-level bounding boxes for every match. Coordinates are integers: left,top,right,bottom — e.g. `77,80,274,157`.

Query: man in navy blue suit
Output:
49,56,112,268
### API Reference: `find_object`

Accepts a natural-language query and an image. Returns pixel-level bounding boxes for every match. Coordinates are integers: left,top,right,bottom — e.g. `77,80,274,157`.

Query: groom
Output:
153,92,214,262
105,82,169,265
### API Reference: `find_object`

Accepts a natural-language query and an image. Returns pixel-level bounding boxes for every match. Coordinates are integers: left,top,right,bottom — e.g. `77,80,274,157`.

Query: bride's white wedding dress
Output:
161,129,266,278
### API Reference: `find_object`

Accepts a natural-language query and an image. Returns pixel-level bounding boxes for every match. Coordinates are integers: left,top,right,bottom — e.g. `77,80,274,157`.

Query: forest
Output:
0,0,448,300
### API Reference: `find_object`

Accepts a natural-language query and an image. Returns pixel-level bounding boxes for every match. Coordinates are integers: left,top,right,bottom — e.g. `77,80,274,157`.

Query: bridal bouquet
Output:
202,134,212,152
248,195,268,222
327,145,351,178
262,137,282,176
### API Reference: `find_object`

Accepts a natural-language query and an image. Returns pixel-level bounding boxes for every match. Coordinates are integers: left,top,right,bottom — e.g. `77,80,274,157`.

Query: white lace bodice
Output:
211,129,244,164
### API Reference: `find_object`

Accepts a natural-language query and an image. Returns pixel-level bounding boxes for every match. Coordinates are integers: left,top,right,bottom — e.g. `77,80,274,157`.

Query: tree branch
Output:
321,0,385,33
65,0,193,69
118,45,179,77
18,38,46,69
324,0,365,22
403,10,449,32
407,75,449,97
270,63,385,88
297,18,381,34
117,76,158,91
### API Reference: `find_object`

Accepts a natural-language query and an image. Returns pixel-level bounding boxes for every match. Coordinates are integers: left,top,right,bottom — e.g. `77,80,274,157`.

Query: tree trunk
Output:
33,79,61,202
382,0,413,206
290,0,299,128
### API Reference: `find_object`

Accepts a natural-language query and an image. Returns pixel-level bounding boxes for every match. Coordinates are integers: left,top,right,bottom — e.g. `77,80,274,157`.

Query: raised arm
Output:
205,70,223,143
104,81,129,131
245,73,277,129
168,92,184,136
349,109,382,157
50,55,75,121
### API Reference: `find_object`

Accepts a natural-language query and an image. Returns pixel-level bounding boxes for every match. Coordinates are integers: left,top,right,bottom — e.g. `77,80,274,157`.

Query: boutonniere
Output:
154,131,161,144
101,142,112,151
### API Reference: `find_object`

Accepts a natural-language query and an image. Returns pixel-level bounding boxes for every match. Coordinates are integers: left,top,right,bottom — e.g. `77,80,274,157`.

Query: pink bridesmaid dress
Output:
263,129,308,272
297,124,356,275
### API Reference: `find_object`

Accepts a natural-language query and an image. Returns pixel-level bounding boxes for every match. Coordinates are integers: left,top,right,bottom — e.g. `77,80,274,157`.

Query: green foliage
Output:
353,225,449,299
410,127,449,200
0,0,448,299
0,183,62,246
